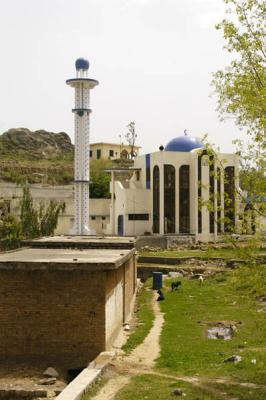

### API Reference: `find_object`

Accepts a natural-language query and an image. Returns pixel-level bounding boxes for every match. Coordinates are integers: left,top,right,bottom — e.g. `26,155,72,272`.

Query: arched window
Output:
153,166,160,233
179,165,190,233
217,167,221,233
164,165,175,233
224,166,235,232
197,150,207,234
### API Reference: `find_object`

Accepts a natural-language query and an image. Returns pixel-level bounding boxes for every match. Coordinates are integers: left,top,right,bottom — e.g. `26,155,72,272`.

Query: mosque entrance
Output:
117,215,124,236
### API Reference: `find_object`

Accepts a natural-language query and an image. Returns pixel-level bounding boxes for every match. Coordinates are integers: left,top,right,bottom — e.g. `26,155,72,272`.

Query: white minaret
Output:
66,58,99,235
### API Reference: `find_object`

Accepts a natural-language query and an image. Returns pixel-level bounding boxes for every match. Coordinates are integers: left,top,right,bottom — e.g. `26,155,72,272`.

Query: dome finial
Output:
184,129,188,136
75,58,90,70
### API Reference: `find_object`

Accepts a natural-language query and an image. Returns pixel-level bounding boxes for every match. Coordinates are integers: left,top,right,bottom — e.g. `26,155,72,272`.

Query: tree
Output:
89,159,112,198
212,0,266,232
20,186,66,239
0,213,22,250
212,0,266,142
125,121,138,159
0,186,65,249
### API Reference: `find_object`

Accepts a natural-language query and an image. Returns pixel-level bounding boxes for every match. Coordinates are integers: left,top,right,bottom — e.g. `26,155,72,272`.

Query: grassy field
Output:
114,374,266,400
139,246,266,260
157,264,266,386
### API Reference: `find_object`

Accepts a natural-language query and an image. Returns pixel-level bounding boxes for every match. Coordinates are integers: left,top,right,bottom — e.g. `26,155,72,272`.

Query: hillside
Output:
0,128,74,184
0,128,74,159
0,128,133,188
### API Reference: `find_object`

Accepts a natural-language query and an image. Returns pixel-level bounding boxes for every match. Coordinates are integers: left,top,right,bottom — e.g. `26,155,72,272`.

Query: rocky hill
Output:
0,128,74,160
0,128,74,184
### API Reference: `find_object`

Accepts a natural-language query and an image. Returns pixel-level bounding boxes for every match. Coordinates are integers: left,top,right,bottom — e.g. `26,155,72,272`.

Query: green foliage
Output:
123,281,154,354
0,187,65,250
0,213,22,250
235,140,266,223
20,187,65,239
212,0,266,141
89,159,112,198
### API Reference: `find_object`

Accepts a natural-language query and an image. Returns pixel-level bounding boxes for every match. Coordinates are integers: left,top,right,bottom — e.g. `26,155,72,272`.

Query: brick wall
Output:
0,269,106,368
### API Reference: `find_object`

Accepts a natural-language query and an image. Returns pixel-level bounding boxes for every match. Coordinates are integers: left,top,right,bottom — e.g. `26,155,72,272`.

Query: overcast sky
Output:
0,0,246,154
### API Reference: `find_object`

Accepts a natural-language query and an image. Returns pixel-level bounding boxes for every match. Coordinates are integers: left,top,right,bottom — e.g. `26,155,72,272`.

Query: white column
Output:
190,157,198,235
111,171,116,235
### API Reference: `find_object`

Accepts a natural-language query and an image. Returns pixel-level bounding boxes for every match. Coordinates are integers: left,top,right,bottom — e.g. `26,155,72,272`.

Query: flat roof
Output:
91,142,141,148
25,236,136,249
0,247,134,271
105,168,141,173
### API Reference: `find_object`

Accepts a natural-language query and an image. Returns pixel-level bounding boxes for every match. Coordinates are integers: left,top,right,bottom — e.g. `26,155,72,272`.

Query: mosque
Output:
62,57,240,242
105,133,239,242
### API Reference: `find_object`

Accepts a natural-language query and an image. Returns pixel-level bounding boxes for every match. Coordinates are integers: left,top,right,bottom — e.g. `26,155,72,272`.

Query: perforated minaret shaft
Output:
66,58,99,235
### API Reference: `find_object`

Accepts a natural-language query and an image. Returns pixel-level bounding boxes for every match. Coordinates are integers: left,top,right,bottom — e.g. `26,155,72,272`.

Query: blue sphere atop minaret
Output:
75,58,90,70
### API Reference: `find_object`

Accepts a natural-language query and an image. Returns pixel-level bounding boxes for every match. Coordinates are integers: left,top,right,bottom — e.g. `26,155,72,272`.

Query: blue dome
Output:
75,58,90,70
165,136,204,152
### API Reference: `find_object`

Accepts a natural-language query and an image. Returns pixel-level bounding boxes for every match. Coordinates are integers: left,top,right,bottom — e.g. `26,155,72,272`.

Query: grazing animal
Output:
171,281,182,291
157,289,165,301
199,275,204,285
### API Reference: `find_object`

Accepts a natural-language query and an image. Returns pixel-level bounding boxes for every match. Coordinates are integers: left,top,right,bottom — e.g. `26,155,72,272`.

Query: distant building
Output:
90,142,141,161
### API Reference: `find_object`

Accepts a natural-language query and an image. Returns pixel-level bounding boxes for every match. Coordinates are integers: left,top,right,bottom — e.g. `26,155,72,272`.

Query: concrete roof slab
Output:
0,248,134,271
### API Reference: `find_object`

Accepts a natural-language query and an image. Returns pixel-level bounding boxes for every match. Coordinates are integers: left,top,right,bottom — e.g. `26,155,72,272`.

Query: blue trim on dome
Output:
75,58,89,70
165,136,204,152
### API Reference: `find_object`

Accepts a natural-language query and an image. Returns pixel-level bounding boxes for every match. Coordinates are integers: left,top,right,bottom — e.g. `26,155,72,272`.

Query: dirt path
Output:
91,291,164,400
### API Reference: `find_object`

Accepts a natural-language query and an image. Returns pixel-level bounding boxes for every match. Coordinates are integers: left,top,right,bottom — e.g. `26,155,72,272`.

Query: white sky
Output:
0,0,246,154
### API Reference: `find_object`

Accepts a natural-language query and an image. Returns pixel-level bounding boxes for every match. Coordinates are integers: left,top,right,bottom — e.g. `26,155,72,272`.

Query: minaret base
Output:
69,225,96,236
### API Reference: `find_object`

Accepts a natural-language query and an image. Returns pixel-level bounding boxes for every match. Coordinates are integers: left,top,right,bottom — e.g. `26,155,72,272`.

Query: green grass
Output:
140,247,265,260
122,281,154,354
157,264,266,384
113,374,266,400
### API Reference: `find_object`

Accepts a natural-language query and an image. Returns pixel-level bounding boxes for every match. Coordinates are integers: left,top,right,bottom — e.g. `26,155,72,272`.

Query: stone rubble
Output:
39,378,57,386
172,388,186,396
43,368,59,378
224,355,242,363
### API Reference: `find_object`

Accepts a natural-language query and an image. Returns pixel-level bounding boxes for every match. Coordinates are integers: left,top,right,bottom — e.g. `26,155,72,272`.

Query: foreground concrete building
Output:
106,135,239,242
0,237,136,368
